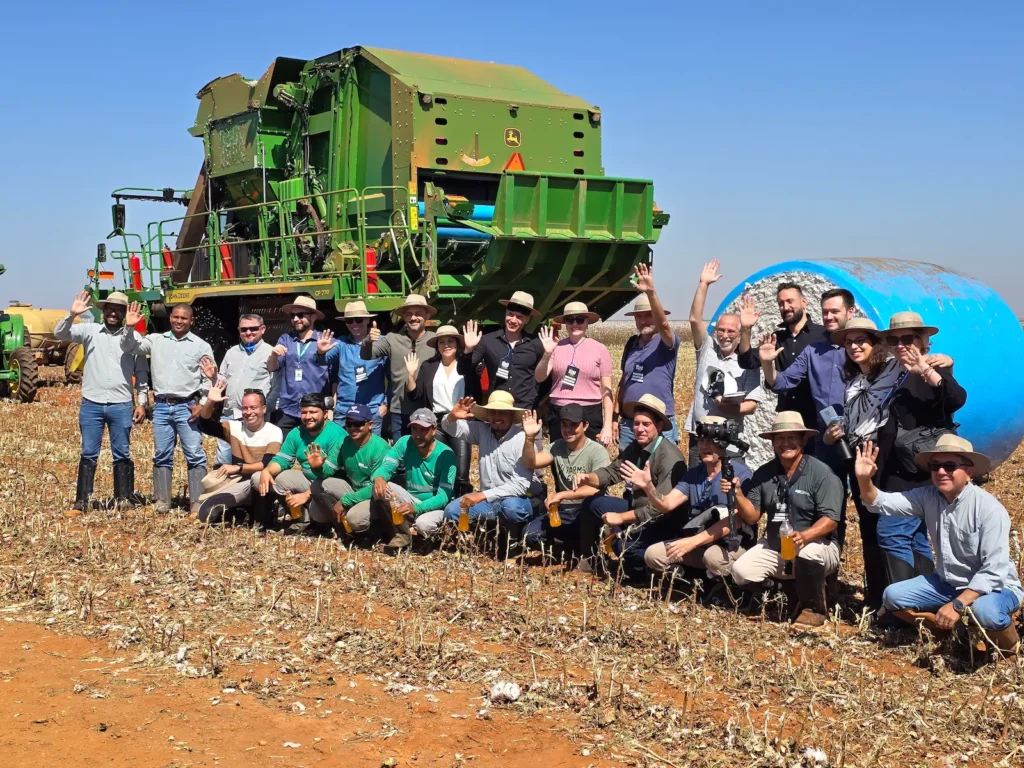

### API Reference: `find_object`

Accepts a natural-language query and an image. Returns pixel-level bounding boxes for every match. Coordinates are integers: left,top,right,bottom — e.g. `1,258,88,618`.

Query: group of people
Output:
54,259,1021,657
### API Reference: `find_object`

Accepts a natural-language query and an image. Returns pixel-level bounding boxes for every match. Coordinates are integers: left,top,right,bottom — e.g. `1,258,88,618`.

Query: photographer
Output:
685,261,763,466
629,416,753,599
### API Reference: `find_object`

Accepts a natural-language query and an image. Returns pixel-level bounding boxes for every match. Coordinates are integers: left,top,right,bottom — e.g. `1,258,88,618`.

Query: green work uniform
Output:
270,420,346,481
337,434,391,508
372,436,456,515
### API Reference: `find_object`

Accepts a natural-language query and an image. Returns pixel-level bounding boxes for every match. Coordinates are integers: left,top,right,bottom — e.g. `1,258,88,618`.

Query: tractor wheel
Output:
9,347,39,403
64,342,84,385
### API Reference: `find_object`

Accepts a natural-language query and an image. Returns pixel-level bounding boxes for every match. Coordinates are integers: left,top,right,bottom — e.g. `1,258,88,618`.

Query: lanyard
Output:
638,436,663,470
294,336,314,360
568,337,587,367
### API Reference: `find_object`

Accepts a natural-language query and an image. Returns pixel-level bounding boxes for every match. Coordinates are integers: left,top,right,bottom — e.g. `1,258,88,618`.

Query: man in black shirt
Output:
464,291,546,409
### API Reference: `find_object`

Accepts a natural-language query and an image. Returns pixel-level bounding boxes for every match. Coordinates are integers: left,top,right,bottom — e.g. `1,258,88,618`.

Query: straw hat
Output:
197,472,242,502
914,434,990,475
339,300,373,319
758,411,818,439
624,294,671,317
99,291,130,308
498,290,542,318
470,390,525,422
886,311,939,338
553,301,600,324
830,317,882,347
427,324,464,348
281,294,325,320
394,293,438,317
621,394,671,433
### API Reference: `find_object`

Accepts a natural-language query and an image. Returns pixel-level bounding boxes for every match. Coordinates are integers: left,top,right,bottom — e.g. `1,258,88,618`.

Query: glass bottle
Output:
779,518,796,561
548,502,562,528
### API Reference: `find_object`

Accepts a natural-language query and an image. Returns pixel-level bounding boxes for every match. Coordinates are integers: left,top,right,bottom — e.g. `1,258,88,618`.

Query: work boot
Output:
912,551,935,577
383,532,411,554
251,492,276,530
987,625,1020,658
152,466,173,513
187,465,207,516
891,608,951,639
793,560,829,629
884,553,917,586
69,458,97,517
738,578,778,615
125,461,147,506
112,460,136,509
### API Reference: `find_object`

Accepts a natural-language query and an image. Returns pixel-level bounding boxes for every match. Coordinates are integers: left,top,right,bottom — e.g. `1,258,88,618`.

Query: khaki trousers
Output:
643,540,745,578
731,538,841,586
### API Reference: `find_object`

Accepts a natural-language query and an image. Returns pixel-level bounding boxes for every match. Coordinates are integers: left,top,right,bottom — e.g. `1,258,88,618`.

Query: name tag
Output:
496,360,511,380
630,363,645,383
355,365,368,383
294,368,303,382
771,501,788,523
561,365,580,390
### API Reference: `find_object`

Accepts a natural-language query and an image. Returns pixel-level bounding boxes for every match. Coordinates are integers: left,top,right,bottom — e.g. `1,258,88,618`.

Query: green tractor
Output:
0,265,40,403
87,46,669,349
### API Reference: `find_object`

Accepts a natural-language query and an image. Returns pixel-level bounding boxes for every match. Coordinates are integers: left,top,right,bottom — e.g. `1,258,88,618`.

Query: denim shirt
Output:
275,331,332,418
770,339,847,429
316,335,388,414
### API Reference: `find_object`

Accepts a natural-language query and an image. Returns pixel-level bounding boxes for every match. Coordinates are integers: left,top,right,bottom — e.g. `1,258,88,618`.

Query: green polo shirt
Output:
372,436,456,515
337,434,391,508
270,419,346,481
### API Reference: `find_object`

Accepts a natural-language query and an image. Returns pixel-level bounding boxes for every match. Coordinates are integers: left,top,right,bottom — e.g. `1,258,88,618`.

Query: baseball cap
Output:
559,403,586,423
344,403,372,423
409,408,438,428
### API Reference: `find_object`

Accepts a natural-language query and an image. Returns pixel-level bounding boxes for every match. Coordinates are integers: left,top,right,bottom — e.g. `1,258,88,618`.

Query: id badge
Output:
560,365,580,390
630,363,645,383
355,365,368,383
771,501,788,524
496,360,511,380
294,368,303,382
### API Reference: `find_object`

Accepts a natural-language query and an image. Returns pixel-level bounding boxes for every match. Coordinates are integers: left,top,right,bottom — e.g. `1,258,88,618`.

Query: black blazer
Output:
402,354,481,415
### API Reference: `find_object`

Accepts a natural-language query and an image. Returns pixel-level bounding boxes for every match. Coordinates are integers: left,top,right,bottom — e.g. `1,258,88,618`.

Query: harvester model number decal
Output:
504,128,522,148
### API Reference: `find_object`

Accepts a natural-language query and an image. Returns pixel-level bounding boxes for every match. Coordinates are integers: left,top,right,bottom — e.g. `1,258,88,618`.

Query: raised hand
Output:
124,301,144,328
926,353,953,369
699,259,722,286
759,334,782,363
521,409,542,439
854,441,880,480
462,320,482,351
70,291,92,316
633,262,655,293
199,355,218,381
449,396,476,421
317,329,337,355
538,325,559,354
739,294,760,330
305,443,325,470
620,461,652,492
404,351,420,379
206,384,226,404
368,321,381,343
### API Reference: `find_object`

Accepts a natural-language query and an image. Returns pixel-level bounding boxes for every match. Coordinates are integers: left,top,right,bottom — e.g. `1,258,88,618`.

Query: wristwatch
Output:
952,598,967,615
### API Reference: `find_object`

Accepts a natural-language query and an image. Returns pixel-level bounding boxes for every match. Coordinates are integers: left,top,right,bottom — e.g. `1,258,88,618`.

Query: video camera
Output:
694,418,750,454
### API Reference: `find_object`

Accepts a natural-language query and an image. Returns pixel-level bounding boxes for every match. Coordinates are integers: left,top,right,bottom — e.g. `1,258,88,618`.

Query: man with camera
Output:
685,261,763,466
727,412,845,628
628,416,754,599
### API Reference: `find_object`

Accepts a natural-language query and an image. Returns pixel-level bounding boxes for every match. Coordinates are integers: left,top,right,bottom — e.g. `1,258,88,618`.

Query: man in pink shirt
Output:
536,301,614,447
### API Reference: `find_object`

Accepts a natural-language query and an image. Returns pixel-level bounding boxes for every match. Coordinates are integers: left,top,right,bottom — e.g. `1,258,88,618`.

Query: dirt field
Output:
1,323,1022,767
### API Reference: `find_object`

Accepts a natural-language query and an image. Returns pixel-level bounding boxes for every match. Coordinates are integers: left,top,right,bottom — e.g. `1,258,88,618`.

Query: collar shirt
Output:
596,435,687,522
866,483,1024,600
620,332,682,416
275,331,332,418
220,341,275,419
316,335,388,412
361,328,436,410
684,337,764,435
54,314,148,404
121,328,213,397
769,338,847,429
471,330,545,408
443,419,537,501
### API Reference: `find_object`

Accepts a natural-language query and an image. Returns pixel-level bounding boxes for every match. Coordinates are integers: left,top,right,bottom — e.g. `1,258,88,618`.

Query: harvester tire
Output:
64,342,84,385
9,347,39,403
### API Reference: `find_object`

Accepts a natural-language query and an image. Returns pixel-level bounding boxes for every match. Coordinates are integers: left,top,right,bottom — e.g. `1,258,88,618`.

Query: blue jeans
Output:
883,574,1021,630
390,411,410,441
876,515,933,568
153,401,207,469
443,496,535,526
619,415,678,451
586,495,654,572
80,399,133,462
215,418,238,466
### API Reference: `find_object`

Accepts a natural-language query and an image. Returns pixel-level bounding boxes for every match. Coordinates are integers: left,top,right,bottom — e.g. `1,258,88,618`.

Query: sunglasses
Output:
886,334,918,347
564,315,588,325
345,317,367,324
243,388,263,395
927,460,971,474
289,312,311,319
844,336,873,347
238,326,261,333
344,419,368,429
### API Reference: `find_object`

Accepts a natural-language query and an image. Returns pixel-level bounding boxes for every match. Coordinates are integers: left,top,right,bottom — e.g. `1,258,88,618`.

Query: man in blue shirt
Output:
314,301,388,435
269,295,332,436
616,263,681,449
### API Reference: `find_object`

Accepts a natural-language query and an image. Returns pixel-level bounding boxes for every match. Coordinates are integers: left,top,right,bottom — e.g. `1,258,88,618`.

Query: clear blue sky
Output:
1,1,1021,314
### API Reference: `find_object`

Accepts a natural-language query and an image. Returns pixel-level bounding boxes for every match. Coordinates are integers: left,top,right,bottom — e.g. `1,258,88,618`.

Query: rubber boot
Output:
251,491,276,530
739,578,779,615
884,552,917,586
187,465,207,516
912,551,935,577
69,458,97,517
987,625,1019,658
152,466,173,513
126,461,147,506
112,460,136,509
577,506,604,575
793,560,829,628
861,538,890,611
496,520,523,561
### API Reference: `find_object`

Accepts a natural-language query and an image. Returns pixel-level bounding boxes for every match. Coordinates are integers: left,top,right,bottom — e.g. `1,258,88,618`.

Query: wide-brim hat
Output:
197,472,242,502
759,410,818,439
339,300,373,319
498,290,541,318
886,311,939,338
99,291,129,308
914,434,991,475
622,393,671,433
553,301,600,324
281,294,325,320
395,293,438,317
830,317,882,347
471,390,525,422
624,293,671,317
427,324,464,348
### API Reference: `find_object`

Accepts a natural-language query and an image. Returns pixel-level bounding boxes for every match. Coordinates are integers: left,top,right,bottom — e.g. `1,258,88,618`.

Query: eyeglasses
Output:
564,315,588,325
886,334,918,347
345,317,367,324
344,419,368,429
844,336,873,347
927,460,971,474
289,312,311,319
238,326,261,333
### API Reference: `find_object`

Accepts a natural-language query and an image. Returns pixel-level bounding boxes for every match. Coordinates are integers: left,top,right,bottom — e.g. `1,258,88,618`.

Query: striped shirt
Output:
548,337,613,406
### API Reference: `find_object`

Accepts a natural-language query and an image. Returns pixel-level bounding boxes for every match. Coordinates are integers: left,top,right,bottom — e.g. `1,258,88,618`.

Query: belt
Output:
154,392,200,405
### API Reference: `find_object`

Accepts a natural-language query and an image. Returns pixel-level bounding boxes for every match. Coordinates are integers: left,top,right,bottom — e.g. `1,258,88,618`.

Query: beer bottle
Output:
458,496,471,532
547,502,562,528
779,519,796,561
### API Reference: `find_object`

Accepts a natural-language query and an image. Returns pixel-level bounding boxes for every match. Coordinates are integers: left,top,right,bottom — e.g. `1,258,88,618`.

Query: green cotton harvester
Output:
89,45,669,348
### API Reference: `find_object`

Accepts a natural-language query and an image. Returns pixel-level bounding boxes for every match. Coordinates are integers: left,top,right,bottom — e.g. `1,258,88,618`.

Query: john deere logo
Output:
504,128,521,147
